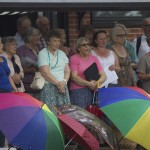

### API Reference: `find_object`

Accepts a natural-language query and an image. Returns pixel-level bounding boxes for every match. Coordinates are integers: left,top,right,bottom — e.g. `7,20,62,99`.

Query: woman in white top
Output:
92,30,120,87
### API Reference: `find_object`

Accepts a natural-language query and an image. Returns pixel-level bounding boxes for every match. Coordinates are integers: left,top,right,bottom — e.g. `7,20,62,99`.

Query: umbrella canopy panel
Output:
98,87,150,150
0,93,64,150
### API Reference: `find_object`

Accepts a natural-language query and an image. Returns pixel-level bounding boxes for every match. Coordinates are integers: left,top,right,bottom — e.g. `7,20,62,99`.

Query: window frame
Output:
91,11,149,28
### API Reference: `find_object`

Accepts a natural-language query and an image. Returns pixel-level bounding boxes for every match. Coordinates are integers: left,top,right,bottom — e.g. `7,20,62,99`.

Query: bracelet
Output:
63,79,67,84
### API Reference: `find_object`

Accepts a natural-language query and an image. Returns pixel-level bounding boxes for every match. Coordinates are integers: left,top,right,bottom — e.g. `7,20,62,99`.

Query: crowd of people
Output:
0,15,150,150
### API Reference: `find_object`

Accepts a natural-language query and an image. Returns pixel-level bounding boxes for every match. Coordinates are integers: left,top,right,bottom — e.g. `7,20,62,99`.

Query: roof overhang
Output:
0,0,150,11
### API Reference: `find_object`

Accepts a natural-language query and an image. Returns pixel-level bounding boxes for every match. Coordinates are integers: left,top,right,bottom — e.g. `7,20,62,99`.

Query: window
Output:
92,11,150,28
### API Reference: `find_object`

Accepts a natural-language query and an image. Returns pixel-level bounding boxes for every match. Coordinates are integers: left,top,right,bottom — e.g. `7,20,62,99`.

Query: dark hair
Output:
92,30,107,47
78,25,95,38
46,30,61,43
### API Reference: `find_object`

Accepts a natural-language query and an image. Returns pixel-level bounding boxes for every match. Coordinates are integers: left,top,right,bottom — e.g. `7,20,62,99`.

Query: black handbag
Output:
84,63,100,81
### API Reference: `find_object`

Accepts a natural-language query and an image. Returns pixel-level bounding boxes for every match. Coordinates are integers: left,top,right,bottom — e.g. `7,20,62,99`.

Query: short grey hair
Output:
75,37,89,53
142,17,150,25
36,16,49,27
17,16,31,27
2,36,16,51
23,27,40,43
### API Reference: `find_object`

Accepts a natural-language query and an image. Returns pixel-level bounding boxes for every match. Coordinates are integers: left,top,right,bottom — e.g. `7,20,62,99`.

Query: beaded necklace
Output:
26,43,39,56
47,49,58,70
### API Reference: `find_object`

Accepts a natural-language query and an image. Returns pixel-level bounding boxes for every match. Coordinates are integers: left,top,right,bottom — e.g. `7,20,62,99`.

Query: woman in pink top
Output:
69,37,106,108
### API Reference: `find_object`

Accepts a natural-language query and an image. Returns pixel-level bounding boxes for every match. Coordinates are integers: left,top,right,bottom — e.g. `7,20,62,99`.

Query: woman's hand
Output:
12,73,22,84
109,65,116,71
56,81,66,94
87,80,97,90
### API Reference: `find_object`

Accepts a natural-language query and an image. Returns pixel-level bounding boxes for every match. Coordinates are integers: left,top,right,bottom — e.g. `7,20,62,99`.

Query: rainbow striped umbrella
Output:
0,92,64,150
98,87,150,150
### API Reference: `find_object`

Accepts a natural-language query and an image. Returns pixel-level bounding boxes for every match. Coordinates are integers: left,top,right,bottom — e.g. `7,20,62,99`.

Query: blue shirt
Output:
0,57,13,92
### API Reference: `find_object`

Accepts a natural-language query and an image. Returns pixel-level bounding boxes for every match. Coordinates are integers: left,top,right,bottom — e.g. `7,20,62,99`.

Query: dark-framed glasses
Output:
80,43,90,47
116,34,126,38
143,24,150,28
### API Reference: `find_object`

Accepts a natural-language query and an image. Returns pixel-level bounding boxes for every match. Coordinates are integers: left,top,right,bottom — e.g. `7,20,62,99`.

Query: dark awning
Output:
0,0,150,11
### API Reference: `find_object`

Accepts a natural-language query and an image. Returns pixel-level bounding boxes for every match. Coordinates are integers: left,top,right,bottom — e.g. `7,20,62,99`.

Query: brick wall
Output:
68,11,144,47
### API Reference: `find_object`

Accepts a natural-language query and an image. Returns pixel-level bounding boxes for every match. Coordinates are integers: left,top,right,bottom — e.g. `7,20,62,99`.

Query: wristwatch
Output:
63,79,67,84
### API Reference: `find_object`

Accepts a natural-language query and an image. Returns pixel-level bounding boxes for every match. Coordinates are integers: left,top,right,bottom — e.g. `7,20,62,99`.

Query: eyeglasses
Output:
116,34,126,38
143,25,150,28
80,43,90,47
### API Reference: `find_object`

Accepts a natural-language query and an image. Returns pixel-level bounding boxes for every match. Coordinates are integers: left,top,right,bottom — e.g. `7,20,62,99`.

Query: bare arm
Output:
138,72,150,81
71,71,98,90
114,52,121,71
98,71,107,86
39,65,59,85
109,51,120,71
9,75,18,92
64,64,70,82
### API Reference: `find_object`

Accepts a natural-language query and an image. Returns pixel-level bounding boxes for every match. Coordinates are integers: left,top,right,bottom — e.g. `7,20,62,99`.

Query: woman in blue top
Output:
0,38,17,148
0,38,17,93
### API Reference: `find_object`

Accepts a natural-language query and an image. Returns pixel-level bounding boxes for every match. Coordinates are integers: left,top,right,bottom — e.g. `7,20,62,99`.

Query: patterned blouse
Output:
111,47,134,86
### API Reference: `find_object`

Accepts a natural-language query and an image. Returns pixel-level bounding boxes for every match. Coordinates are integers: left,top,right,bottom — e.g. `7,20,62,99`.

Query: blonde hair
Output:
110,23,128,42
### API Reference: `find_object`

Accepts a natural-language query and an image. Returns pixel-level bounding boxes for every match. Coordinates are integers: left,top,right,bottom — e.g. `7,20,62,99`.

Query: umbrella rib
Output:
65,133,77,148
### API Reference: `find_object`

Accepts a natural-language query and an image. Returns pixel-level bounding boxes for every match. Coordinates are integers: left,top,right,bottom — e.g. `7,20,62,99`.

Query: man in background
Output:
14,16,32,48
36,16,50,50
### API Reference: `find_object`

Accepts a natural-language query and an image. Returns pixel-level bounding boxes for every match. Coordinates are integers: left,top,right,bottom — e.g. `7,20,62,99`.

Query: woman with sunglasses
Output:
69,37,106,108
110,24,137,86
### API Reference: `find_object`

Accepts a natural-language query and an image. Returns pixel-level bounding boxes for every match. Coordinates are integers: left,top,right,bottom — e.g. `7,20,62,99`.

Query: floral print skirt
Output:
40,83,70,115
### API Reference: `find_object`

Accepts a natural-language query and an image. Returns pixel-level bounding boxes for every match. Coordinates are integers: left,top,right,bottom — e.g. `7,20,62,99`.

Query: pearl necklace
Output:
26,43,38,56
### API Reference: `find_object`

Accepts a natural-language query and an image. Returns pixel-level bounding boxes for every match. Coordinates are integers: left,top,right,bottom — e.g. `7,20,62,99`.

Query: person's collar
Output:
143,34,147,39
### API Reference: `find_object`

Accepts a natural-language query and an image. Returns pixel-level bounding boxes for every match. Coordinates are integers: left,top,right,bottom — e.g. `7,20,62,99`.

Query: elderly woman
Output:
69,37,106,108
1,36,24,92
0,38,17,147
0,38,17,93
38,30,70,114
17,27,40,96
109,23,136,86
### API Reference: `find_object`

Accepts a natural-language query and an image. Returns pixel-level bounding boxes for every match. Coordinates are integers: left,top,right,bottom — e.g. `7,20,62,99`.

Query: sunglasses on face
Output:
80,43,90,47
143,25,150,28
116,34,126,38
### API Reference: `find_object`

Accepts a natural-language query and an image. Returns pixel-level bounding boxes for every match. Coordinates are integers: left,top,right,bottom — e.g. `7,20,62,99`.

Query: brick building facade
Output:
68,11,144,47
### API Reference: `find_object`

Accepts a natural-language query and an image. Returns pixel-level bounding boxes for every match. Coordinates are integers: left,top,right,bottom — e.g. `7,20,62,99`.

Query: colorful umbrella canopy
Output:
57,114,99,150
0,92,64,150
98,87,150,150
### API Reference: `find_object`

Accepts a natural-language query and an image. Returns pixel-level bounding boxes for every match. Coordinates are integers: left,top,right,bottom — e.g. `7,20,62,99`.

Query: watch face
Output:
63,79,67,84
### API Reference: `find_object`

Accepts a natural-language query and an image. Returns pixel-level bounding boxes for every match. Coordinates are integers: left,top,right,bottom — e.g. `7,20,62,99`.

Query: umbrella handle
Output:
65,134,77,148
92,92,96,104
